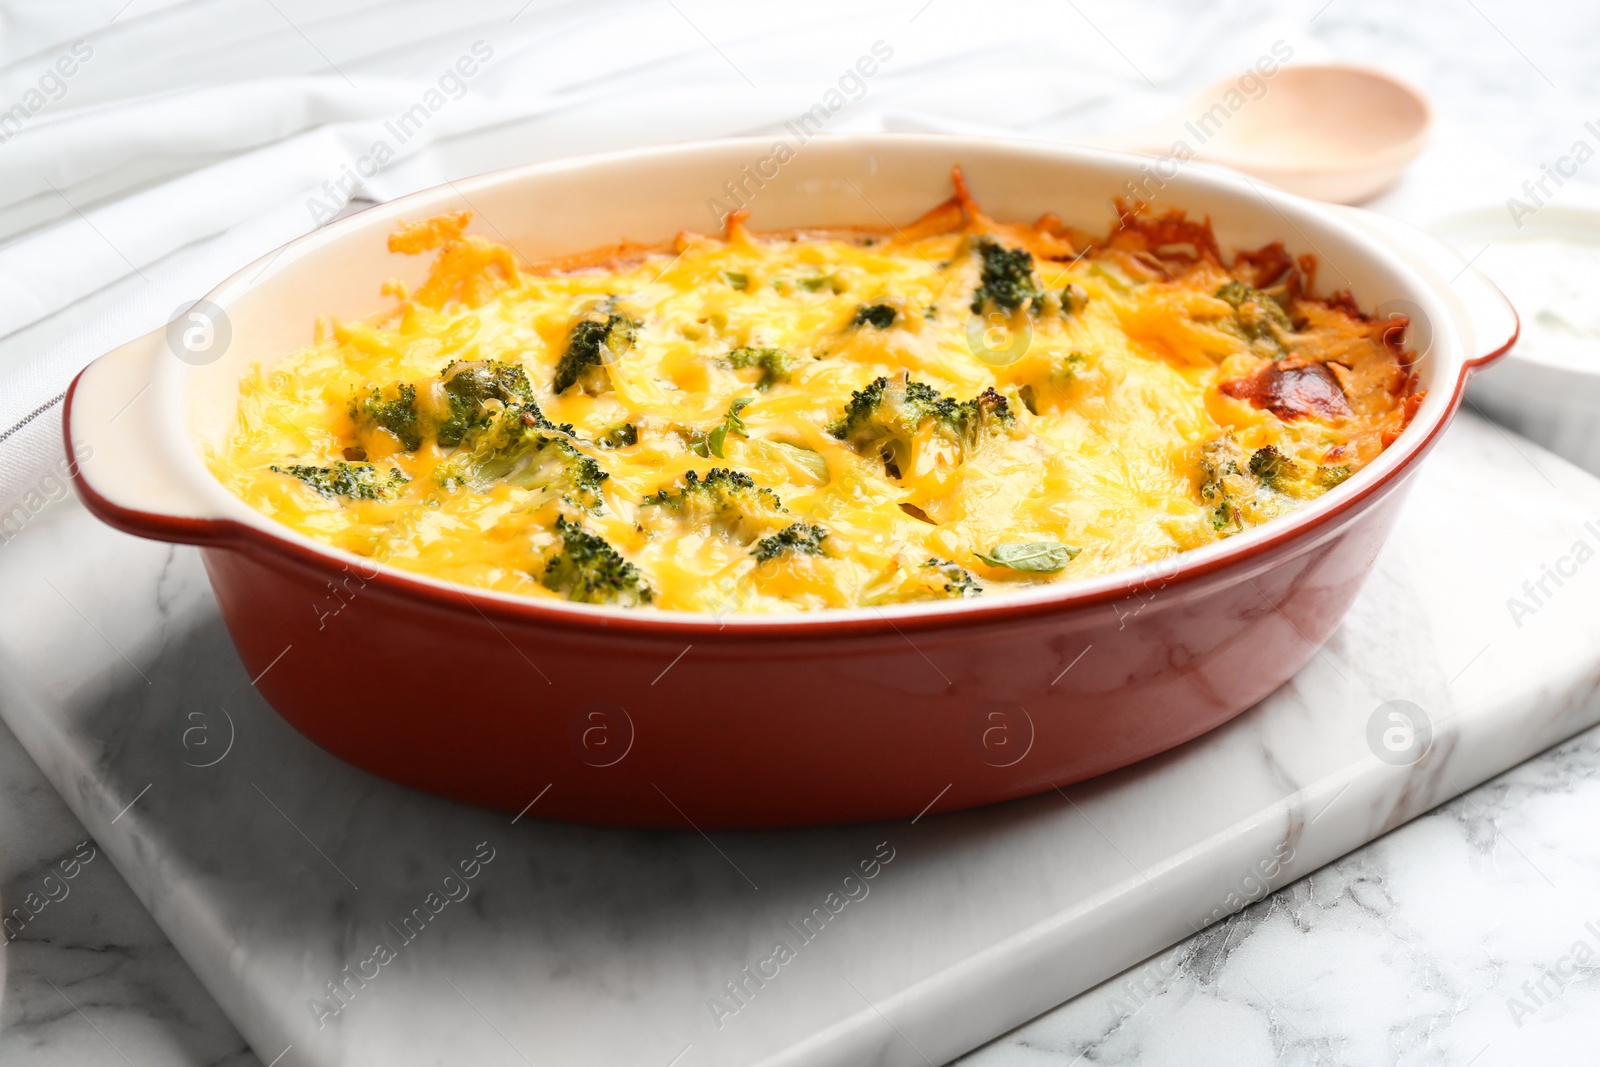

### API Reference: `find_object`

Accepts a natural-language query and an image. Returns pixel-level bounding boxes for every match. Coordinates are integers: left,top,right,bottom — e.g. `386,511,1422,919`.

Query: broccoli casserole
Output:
210,170,1421,613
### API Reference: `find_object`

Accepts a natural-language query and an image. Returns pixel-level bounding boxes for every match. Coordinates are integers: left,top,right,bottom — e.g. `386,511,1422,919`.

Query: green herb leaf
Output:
700,397,753,459
976,542,1081,573
706,424,729,458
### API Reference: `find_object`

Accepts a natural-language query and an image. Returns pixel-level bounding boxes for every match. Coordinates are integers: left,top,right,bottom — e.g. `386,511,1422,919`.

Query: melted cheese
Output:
209,192,1416,613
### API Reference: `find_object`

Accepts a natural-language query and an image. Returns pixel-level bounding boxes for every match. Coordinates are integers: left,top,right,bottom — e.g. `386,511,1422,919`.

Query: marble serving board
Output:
3,412,1600,1067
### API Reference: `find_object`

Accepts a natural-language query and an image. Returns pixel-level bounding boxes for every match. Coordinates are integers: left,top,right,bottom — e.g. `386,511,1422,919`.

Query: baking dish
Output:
64,136,1516,828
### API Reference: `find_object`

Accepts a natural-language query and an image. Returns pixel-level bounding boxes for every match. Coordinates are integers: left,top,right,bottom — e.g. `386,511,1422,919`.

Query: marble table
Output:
4,412,1600,1067
0,713,258,1067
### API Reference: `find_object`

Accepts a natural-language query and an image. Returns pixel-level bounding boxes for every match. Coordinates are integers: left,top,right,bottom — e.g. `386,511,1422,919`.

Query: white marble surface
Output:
0,712,258,1066
964,725,1600,1067
6,0,1600,1063
2,412,1599,1067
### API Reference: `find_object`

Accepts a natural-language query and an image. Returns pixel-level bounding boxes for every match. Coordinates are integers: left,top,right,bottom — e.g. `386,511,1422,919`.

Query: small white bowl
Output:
1431,204,1600,476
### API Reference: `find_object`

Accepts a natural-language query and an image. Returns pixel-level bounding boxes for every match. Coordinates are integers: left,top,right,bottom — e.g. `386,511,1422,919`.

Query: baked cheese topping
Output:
209,174,1420,613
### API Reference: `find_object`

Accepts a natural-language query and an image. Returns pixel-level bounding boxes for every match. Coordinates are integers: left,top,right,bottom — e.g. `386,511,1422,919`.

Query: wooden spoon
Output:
1103,65,1432,204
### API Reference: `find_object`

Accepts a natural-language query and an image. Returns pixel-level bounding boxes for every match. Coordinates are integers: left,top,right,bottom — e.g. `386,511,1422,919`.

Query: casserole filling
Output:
210,171,1421,613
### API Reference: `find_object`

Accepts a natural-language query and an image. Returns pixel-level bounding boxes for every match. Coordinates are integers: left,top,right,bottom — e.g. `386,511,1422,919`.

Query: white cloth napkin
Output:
0,0,1314,514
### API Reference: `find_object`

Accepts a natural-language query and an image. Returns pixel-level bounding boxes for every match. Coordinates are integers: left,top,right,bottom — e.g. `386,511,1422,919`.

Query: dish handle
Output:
64,327,237,547
1331,205,1520,376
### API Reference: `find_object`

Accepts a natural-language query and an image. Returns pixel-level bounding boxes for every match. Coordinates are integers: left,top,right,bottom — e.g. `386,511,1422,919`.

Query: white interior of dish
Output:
128,135,1463,624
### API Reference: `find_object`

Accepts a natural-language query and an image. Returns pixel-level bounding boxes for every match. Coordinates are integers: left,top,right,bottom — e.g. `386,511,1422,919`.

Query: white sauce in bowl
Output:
1474,237,1600,368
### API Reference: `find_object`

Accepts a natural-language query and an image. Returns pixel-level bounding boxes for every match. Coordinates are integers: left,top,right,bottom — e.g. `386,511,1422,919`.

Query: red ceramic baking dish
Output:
64,136,1516,828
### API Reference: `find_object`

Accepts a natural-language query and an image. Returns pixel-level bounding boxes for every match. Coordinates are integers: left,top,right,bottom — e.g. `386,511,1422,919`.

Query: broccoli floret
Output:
641,467,766,503
752,522,828,563
351,384,423,452
272,462,409,500
554,310,638,394
829,376,1015,478
510,436,607,510
924,558,981,597
1247,445,1297,488
1201,436,1327,533
1216,280,1293,355
640,468,787,543
831,376,890,441
1199,437,1247,533
851,304,897,329
347,362,599,503
961,386,1015,432
436,404,607,510
971,238,1042,314
862,555,983,605
1059,282,1089,317
1247,446,1352,497
1317,465,1351,489
437,360,535,447
352,362,559,454
726,346,799,389
598,423,638,449
540,517,652,607
641,468,782,510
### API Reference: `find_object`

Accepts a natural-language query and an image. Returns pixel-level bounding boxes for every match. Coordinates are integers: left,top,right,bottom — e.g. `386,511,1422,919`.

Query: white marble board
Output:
2,412,1599,1067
